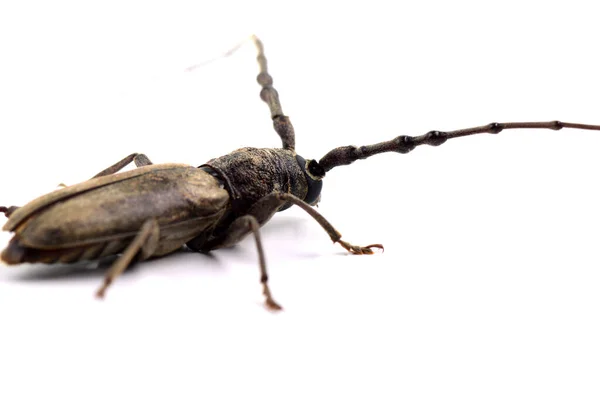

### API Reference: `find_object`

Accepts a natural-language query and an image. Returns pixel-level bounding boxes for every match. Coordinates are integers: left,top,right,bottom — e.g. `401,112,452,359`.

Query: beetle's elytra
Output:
2,36,600,310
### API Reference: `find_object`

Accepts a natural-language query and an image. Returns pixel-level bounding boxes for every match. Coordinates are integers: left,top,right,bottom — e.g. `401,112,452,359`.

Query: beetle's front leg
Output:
92,153,153,178
208,193,382,255
279,193,383,254
0,206,20,218
251,193,383,255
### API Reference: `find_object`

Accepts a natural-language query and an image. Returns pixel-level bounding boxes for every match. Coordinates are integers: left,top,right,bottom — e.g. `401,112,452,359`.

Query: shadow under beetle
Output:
2,36,600,310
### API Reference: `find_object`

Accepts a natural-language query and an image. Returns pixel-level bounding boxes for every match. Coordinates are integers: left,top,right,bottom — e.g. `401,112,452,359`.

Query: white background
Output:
1,1,600,397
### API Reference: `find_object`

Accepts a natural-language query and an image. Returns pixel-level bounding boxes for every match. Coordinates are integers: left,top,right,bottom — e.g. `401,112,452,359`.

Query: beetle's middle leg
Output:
201,193,381,309
204,215,282,311
95,218,160,299
92,153,153,178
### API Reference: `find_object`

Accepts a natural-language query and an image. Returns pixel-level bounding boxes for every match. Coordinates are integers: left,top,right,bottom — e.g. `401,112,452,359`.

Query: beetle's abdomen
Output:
2,235,131,265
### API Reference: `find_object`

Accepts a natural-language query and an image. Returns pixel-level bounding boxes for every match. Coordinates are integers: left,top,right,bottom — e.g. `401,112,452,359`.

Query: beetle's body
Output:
2,147,312,266
3,35,600,309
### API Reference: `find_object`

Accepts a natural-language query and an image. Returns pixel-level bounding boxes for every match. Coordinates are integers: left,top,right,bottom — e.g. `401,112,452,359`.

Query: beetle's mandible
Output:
2,35,600,310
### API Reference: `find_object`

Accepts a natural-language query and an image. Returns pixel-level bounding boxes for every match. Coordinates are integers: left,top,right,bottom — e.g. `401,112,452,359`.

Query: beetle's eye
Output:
302,159,323,206
295,155,324,206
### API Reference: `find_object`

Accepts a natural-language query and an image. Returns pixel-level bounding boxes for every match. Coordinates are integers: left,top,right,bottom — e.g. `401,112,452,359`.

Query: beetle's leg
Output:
272,193,383,254
0,206,20,218
251,35,296,151
95,219,160,299
317,121,600,173
92,153,153,178
209,215,282,311
56,153,151,187
206,193,382,255
200,193,379,310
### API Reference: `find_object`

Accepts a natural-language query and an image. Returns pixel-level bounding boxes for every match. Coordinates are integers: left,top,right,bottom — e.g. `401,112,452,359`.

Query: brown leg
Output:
95,219,160,299
252,193,383,255
206,193,382,255
202,193,382,310
210,215,282,311
0,206,20,218
92,153,153,178
55,153,153,188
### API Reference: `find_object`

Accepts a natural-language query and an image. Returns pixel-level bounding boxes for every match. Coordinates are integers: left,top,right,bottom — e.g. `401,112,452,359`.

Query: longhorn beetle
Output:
2,35,600,310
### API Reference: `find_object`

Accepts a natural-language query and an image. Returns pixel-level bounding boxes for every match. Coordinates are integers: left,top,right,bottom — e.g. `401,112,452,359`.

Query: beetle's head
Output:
296,155,325,207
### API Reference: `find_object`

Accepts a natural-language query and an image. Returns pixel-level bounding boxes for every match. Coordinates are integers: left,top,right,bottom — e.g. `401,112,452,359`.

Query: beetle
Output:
2,35,600,310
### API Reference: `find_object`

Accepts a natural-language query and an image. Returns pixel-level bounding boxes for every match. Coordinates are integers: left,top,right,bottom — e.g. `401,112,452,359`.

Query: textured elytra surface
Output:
10,166,229,249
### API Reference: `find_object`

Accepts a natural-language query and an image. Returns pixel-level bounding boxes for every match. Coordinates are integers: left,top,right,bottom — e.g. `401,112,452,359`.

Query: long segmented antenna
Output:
316,121,600,174
184,39,248,72
250,35,296,151
186,35,296,151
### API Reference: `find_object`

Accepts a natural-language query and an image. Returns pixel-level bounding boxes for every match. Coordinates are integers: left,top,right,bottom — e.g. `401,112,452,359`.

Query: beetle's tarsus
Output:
95,285,108,299
263,283,283,311
96,275,115,298
265,297,283,311
0,206,19,218
338,240,384,255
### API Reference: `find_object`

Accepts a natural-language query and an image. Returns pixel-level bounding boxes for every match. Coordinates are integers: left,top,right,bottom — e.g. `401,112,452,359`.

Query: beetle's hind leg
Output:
0,206,20,218
52,153,153,188
95,219,160,299
92,153,153,178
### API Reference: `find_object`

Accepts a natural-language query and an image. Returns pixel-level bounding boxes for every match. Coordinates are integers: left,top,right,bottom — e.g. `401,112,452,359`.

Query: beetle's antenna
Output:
317,121,600,172
184,37,249,72
250,35,295,151
186,35,296,151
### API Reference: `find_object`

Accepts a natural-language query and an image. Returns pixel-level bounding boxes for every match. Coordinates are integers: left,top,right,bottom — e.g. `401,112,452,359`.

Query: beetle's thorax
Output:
202,147,308,212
